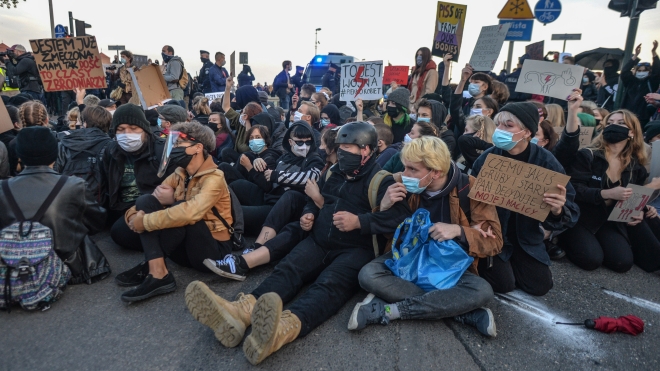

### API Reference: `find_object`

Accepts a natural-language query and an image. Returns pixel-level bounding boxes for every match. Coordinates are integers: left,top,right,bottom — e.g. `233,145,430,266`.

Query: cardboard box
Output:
129,64,172,109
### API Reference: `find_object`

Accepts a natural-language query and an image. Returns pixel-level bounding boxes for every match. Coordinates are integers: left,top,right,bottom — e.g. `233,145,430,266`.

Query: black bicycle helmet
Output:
336,121,378,150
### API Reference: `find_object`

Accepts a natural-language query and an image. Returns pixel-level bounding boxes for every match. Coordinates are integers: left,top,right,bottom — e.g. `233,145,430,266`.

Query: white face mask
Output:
293,111,304,122
470,108,483,116
116,133,144,152
290,142,310,157
404,134,413,143
636,71,649,79
239,114,247,127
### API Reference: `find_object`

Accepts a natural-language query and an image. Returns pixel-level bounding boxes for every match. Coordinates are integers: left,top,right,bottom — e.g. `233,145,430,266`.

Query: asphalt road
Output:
2,231,660,371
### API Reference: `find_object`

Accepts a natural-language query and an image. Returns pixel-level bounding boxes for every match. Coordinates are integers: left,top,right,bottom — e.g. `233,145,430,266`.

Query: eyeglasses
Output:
291,139,313,146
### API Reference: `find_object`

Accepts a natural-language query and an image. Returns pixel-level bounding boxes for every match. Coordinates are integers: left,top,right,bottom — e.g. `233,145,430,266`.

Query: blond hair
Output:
193,96,211,115
590,109,648,168
493,111,526,131
67,107,80,129
466,115,495,144
545,104,565,127
401,136,451,174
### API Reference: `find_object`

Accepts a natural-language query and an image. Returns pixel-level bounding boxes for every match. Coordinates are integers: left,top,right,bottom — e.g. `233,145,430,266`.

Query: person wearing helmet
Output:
185,122,410,365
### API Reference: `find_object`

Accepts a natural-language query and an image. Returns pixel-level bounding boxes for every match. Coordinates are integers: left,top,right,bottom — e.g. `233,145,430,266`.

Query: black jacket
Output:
0,167,109,284
322,71,339,95
199,59,215,93
101,135,177,211
597,73,620,111
621,56,660,125
290,72,304,91
569,148,648,234
503,69,532,103
14,53,41,93
551,126,580,172
457,134,493,170
303,157,409,252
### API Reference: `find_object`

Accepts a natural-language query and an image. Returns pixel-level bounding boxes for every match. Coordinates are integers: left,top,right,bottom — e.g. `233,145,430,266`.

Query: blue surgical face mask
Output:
157,118,162,128
120,58,126,64
416,117,431,123
416,55,423,66
468,83,481,97
402,171,432,194
492,128,524,151
249,138,266,153
409,114,417,121
470,108,483,116
404,134,413,143
320,118,331,127
530,137,539,145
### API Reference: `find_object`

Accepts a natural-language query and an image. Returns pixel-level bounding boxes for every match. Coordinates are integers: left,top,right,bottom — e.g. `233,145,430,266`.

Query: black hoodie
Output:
14,53,41,93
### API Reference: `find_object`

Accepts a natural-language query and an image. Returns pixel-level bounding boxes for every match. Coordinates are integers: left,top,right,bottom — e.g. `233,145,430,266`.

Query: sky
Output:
1,0,659,84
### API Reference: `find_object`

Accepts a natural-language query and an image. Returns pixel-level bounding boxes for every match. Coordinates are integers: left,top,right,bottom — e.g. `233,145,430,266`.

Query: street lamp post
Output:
48,0,55,38
315,28,321,55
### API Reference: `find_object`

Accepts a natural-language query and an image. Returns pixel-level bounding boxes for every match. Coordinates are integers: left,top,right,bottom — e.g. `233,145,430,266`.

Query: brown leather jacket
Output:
125,156,232,241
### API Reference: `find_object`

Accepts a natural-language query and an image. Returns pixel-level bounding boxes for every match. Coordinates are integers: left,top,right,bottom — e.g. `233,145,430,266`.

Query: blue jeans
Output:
359,252,493,320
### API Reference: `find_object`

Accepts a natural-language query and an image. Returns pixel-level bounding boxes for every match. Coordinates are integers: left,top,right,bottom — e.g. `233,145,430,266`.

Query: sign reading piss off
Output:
432,1,468,60
29,36,106,92
468,154,570,222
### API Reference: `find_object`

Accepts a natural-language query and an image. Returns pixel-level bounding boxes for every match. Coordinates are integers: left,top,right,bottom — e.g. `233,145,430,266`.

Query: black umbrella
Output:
574,48,624,71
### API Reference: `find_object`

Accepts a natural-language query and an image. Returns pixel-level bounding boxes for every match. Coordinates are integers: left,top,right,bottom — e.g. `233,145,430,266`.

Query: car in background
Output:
303,53,355,92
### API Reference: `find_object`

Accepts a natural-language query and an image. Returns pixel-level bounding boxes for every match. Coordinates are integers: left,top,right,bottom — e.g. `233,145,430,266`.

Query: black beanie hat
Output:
16,126,58,166
500,102,539,136
111,103,152,134
644,121,660,143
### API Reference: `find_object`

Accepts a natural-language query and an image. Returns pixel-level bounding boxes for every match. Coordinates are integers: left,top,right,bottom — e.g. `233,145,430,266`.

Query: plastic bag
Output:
385,209,474,292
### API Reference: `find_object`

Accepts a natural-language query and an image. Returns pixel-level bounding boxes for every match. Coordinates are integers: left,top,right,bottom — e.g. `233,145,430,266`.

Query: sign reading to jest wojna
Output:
29,36,106,92
468,154,570,222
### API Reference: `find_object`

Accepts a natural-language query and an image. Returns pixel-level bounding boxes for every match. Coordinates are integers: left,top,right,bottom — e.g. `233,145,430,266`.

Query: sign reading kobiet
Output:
468,154,571,222
340,61,383,102
29,36,106,92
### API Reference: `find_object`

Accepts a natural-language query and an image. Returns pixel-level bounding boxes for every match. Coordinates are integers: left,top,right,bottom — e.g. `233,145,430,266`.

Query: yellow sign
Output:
432,1,468,60
497,0,535,19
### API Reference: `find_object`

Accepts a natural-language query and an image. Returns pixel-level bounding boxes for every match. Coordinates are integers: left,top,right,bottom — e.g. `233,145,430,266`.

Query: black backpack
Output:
60,138,110,205
212,188,246,252
3,65,20,89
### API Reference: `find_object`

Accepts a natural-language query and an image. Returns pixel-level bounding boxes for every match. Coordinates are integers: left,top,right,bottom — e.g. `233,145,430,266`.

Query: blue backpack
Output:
0,176,71,311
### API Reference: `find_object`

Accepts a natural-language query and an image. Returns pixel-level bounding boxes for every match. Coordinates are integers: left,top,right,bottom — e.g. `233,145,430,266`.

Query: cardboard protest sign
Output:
129,64,171,110
515,60,584,101
578,126,595,149
0,99,12,135
432,1,468,60
468,154,571,222
205,92,225,101
230,51,236,77
469,24,511,72
608,184,658,223
525,41,544,61
340,61,383,102
650,141,660,179
29,36,106,92
383,66,409,85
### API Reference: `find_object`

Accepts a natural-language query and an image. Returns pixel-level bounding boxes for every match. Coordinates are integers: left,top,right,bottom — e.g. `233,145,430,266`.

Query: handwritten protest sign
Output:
129,64,171,109
578,126,595,149
526,41,544,61
383,66,409,85
205,92,225,101
608,184,658,223
432,1,468,60
469,24,511,72
515,60,584,101
29,36,106,92
468,154,571,221
650,141,660,179
340,61,383,102
0,99,12,135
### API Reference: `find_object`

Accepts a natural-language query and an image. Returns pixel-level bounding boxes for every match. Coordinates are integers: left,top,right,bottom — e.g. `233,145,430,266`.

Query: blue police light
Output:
316,57,322,63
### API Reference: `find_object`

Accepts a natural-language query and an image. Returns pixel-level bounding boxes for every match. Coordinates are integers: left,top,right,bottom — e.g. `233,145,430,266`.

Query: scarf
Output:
410,60,437,100
383,106,410,127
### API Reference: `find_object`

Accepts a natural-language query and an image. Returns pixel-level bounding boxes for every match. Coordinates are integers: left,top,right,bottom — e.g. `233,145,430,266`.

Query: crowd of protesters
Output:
1,39,660,366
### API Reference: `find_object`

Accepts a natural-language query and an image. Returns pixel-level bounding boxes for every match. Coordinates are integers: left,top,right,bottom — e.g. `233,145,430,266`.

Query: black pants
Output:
111,195,230,272
252,236,375,337
478,243,553,296
221,147,241,164
264,221,309,262
230,179,272,236
218,162,248,185
561,217,660,273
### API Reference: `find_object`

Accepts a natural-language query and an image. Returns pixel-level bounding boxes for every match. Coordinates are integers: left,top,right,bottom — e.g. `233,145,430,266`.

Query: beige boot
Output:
243,292,301,365
185,281,256,347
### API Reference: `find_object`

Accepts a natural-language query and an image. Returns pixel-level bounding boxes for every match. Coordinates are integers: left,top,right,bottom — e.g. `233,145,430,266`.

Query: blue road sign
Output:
499,19,534,42
54,24,66,38
534,0,562,24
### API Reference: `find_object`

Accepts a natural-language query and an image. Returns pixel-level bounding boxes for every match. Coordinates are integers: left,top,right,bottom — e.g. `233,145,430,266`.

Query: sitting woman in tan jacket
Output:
115,121,234,303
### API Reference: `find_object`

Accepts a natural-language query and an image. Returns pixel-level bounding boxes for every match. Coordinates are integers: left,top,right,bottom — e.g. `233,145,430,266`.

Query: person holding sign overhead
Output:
471,102,579,296
560,110,660,274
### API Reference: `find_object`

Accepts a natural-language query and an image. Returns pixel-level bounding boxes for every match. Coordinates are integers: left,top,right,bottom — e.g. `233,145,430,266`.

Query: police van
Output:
302,53,355,92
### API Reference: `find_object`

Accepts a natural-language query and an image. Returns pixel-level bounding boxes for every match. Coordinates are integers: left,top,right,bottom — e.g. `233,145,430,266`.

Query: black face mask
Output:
603,66,618,77
337,148,365,176
169,147,194,168
387,106,399,118
602,125,630,144
200,57,210,63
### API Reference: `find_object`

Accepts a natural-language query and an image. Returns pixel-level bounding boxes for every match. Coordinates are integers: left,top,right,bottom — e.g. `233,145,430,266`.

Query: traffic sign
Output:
108,45,126,51
54,24,66,38
534,0,562,24
551,34,581,41
499,19,534,42
498,0,535,19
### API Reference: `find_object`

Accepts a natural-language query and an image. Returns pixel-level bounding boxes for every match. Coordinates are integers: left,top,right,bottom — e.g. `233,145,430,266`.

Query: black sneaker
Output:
347,293,390,331
120,274,177,302
203,255,249,281
115,261,149,287
454,308,497,337
545,239,566,260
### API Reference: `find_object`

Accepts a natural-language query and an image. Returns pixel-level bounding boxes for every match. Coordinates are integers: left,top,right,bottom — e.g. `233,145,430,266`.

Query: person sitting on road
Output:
218,124,281,187
156,105,188,138
185,122,409,365
114,122,234,302
457,115,495,172
352,136,502,337
207,111,235,161
471,102,580,296
383,120,438,174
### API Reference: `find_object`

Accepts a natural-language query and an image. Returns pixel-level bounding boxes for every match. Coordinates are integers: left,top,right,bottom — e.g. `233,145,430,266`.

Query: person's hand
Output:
627,212,644,226
333,211,360,232
645,93,660,103
429,222,462,242
288,83,293,89
380,182,407,212
602,186,633,201
390,81,399,90
129,210,146,233
187,111,194,121
300,213,315,231
472,221,496,239
264,169,272,181
567,88,583,111
544,184,567,216
226,77,234,91
646,206,658,219
292,93,299,108
461,64,474,81
634,43,642,59
356,98,364,111
305,178,321,199
443,53,453,65
253,158,267,172
74,87,86,105
239,154,253,171
152,184,175,206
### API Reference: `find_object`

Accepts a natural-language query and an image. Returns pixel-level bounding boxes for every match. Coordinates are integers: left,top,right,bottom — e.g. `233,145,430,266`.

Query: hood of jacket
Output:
251,112,276,133
426,99,448,126
281,121,317,153
168,55,184,67
60,128,109,152
235,85,260,110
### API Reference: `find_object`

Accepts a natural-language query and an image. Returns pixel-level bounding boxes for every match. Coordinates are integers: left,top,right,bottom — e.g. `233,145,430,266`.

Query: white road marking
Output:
602,289,660,314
